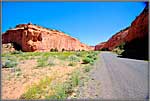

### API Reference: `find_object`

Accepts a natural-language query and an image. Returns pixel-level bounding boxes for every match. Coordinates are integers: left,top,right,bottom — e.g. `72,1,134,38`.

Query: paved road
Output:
79,52,148,100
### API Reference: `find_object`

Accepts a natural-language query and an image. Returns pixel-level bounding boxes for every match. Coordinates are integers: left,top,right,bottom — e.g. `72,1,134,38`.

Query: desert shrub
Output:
54,48,58,52
15,68,21,72
50,48,55,52
82,57,92,64
2,59,18,68
50,48,58,52
62,48,65,52
68,62,76,66
15,71,22,76
20,76,52,99
48,58,55,66
68,55,80,62
118,42,125,50
50,84,67,99
75,52,82,57
87,54,93,58
71,71,80,87
84,66,91,72
37,57,49,67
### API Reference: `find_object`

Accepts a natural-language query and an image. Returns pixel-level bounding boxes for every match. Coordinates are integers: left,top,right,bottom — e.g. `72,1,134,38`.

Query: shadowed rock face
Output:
2,24,93,52
121,4,148,60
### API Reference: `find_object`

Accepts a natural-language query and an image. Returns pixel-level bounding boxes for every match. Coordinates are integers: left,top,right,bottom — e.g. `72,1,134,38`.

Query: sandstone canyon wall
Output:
121,4,148,60
95,27,129,51
95,4,148,60
2,24,92,52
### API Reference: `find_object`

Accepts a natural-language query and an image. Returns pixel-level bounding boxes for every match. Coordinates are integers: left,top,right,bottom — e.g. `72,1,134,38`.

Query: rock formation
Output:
2,23,93,52
95,27,129,51
95,4,148,60
121,4,148,60
95,42,106,51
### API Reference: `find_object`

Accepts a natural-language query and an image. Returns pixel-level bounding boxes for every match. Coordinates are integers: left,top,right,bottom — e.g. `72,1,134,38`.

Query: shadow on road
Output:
117,55,148,61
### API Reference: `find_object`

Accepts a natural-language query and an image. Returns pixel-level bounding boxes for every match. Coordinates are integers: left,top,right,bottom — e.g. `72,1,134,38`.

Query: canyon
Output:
95,4,148,59
2,4,148,60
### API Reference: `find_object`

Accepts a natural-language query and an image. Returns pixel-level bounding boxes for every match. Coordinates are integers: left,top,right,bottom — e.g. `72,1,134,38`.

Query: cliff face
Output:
95,27,129,51
104,27,129,51
95,42,106,51
125,5,148,42
121,4,148,60
2,24,92,52
95,4,148,60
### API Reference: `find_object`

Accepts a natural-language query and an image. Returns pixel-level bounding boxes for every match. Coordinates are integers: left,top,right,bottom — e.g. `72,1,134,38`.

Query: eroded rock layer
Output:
2,24,92,52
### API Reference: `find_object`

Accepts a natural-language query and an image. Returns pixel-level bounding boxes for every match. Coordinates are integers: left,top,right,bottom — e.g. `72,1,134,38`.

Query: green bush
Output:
82,57,92,64
87,54,93,58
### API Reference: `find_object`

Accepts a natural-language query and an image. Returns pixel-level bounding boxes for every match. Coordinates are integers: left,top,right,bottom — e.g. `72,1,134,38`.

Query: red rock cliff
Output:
95,27,129,51
95,4,148,52
121,4,148,60
2,24,92,52
94,42,106,51
125,4,148,42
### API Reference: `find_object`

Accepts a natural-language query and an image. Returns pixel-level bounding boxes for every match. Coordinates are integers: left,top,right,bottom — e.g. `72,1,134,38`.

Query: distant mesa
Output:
2,23,93,52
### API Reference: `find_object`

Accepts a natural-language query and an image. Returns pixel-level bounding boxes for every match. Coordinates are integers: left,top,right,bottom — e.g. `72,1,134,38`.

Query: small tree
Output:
62,48,65,52
54,48,58,52
118,42,125,50
50,48,54,52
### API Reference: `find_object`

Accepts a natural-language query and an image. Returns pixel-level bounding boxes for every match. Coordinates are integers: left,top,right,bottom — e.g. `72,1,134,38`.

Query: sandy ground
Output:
2,59,78,99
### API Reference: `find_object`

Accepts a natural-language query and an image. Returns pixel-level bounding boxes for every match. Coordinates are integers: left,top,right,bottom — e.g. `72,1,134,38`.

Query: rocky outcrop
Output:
95,27,129,51
2,23,93,52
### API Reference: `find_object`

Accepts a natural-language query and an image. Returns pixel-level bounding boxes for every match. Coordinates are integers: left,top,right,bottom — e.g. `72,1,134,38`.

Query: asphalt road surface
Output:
79,52,148,100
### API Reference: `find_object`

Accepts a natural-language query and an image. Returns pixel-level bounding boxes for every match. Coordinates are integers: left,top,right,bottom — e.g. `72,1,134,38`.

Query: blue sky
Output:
2,2,146,46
